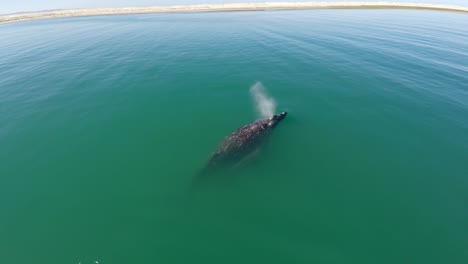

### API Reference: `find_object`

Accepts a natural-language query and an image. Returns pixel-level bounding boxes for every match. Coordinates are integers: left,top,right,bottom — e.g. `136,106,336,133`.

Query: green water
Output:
1,10,467,264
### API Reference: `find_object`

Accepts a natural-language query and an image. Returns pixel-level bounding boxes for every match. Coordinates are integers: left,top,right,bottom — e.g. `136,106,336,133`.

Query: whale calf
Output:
202,111,287,172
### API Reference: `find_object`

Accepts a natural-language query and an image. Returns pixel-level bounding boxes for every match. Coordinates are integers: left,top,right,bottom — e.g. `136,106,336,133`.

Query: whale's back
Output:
214,119,270,159
200,112,287,174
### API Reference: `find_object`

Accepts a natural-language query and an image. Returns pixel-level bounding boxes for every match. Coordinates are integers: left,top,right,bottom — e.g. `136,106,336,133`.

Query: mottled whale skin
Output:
204,111,287,171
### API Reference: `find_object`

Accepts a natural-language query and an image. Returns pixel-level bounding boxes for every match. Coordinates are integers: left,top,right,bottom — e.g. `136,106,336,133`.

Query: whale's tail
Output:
194,153,225,179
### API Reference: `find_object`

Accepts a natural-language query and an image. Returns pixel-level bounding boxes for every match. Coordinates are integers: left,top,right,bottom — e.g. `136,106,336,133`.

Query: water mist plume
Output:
250,82,276,119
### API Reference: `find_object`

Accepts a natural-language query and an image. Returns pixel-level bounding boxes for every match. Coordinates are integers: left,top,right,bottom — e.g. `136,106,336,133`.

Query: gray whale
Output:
203,111,287,172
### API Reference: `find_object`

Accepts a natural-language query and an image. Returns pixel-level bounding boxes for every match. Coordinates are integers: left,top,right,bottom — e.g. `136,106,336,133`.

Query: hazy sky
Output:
2,0,467,14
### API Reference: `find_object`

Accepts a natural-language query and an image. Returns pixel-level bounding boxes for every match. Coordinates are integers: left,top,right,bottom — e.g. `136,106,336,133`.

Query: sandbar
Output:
1,2,467,25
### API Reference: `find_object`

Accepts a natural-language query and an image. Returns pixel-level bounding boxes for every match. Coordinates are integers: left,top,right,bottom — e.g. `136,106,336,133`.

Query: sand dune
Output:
1,2,467,25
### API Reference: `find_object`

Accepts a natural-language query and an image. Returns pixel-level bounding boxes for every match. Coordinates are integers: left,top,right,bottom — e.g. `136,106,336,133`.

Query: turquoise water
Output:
1,10,467,264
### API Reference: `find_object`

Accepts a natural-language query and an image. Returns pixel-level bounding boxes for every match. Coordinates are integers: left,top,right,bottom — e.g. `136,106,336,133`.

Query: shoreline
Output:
1,2,468,25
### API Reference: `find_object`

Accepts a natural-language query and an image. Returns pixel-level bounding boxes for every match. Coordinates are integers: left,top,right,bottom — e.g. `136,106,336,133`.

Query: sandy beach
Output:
1,2,467,25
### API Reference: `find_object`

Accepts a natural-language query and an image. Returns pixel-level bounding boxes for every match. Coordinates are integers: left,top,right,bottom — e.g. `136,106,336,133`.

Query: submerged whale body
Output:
202,111,287,173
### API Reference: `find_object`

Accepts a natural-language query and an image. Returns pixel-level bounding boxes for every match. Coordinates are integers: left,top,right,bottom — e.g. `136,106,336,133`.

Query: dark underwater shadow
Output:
190,158,258,191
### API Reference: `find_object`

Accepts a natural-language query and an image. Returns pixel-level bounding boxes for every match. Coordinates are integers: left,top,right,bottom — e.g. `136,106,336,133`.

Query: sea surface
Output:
0,10,467,264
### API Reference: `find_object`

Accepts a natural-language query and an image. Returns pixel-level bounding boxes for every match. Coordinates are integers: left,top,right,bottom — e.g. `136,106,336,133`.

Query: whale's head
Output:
267,111,287,128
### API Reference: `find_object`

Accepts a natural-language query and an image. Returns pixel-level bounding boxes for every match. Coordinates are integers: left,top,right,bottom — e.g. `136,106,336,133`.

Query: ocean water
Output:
0,10,467,264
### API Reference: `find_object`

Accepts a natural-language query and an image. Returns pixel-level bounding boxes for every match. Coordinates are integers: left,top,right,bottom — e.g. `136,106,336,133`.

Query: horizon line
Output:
1,2,467,25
